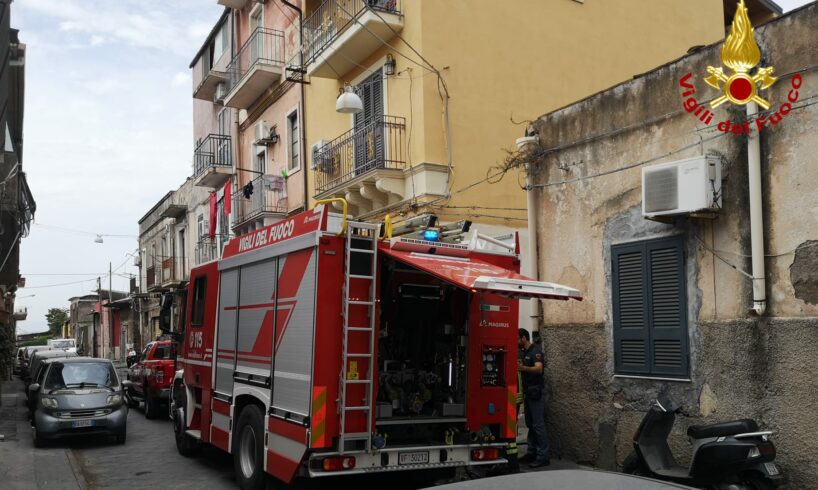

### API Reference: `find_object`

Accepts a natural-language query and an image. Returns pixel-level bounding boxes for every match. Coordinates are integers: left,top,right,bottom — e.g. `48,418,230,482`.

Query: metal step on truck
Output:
164,200,581,489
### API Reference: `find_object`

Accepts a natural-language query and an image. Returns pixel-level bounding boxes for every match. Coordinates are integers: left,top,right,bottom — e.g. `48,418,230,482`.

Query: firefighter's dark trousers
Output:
523,395,549,462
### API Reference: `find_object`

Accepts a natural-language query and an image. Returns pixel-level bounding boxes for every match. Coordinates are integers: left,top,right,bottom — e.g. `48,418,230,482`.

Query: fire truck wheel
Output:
174,407,201,457
234,405,265,490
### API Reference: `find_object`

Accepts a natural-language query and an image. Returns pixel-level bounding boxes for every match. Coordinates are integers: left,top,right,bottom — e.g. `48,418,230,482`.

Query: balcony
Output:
232,175,288,229
224,28,286,109
217,0,247,8
304,0,403,78
193,58,229,102
193,134,233,188
161,256,189,288
195,240,219,265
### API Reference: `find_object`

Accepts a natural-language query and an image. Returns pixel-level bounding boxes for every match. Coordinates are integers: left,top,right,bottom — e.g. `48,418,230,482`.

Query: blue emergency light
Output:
423,229,440,241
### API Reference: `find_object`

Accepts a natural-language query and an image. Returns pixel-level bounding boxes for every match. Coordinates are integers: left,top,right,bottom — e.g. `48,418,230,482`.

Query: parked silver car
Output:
29,358,128,446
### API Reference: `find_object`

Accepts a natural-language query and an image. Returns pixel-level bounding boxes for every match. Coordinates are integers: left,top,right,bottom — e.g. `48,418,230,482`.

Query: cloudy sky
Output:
15,0,223,333
11,0,815,334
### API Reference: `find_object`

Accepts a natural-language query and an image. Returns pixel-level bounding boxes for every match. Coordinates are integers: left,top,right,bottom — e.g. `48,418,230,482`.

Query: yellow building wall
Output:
304,0,725,225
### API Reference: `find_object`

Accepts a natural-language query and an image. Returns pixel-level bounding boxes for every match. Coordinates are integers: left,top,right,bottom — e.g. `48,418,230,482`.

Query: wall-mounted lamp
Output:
336,84,363,114
384,54,396,76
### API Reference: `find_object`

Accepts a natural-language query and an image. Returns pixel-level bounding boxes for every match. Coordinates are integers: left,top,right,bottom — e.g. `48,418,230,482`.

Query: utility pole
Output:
109,262,113,360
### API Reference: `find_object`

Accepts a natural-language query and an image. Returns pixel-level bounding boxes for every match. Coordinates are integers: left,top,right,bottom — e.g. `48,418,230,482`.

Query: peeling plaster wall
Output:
530,5,818,487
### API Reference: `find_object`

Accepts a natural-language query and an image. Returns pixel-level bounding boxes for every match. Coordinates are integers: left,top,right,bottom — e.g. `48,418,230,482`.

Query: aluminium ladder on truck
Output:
338,221,379,453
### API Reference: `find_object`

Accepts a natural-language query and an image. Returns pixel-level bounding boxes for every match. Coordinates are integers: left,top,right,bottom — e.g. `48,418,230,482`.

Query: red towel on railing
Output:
209,192,217,240
224,178,232,216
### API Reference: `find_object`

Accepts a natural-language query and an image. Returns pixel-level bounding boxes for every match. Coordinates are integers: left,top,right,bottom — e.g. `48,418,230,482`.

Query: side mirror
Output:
122,380,133,388
28,383,40,393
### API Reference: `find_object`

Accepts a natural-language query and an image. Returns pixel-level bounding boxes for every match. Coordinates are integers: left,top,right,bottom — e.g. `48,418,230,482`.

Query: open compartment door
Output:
379,248,582,301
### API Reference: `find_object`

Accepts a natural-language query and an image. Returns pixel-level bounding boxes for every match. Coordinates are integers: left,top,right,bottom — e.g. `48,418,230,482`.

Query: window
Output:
191,277,207,327
288,111,299,171
612,236,688,378
255,145,266,175
217,109,229,137
213,21,229,64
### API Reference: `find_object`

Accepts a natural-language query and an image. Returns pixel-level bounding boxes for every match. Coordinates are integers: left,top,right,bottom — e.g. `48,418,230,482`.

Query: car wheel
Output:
144,385,158,419
32,427,44,448
233,405,265,490
174,407,201,457
741,473,774,490
116,429,127,445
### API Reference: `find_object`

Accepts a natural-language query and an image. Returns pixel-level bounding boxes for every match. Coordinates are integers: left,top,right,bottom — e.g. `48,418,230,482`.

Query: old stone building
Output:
522,4,818,486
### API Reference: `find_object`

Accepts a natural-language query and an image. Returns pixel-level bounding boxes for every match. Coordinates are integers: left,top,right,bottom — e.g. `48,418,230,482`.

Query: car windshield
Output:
51,340,74,349
44,362,119,392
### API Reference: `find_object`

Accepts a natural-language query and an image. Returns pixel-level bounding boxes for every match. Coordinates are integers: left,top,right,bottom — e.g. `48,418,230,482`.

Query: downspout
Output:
517,134,541,332
746,102,766,315
281,0,309,212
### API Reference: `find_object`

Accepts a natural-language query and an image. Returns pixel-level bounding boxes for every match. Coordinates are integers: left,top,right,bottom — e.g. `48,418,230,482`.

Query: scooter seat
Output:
687,419,758,439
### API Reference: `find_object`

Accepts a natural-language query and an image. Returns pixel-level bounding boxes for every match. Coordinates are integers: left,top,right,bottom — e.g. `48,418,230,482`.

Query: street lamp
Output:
336,84,363,114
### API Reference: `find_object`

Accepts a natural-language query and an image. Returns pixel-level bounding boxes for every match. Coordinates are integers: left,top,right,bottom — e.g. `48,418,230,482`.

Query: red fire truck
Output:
167,203,580,488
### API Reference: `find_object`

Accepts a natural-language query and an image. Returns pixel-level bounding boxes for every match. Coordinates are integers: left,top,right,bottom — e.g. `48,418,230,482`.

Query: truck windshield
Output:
153,344,174,360
44,362,119,392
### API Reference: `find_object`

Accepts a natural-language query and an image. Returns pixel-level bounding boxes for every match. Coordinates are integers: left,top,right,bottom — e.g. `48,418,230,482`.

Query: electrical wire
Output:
692,234,754,280
21,278,100,290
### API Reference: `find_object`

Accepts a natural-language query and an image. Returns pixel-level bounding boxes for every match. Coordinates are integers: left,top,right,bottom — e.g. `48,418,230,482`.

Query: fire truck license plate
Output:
398,451,429,465
72,419,93,428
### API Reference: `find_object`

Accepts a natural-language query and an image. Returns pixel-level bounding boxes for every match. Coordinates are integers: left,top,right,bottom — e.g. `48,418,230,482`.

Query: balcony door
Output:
250,4,264,65
353,69,384,175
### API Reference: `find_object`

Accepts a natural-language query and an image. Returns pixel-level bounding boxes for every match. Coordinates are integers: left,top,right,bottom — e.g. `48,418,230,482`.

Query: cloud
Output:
19,0,222,56
172,72,191,87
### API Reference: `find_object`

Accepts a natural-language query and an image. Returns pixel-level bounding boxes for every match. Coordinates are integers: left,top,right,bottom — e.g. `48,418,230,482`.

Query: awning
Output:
380,248,582,301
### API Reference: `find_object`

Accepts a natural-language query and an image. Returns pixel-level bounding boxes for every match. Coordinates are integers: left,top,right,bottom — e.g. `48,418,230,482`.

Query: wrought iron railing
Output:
233,175,288,225
226,27,285,92
193,134,232,179
303,0,401,66
313,115,406,194
161,256,189,285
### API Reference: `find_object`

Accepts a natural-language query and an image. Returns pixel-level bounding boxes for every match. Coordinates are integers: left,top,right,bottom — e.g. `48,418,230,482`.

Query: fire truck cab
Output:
170,204,580,488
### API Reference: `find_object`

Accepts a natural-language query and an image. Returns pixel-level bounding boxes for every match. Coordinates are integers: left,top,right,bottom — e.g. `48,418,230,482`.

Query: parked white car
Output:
47,338,77,353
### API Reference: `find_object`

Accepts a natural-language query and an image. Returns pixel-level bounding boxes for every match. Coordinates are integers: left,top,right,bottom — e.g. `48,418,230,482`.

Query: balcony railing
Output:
226,27,285,93
195,240,218,265
233,175,288,225
193,134,232,179
161,256,189,285
304,0,401,66
314,115,406,195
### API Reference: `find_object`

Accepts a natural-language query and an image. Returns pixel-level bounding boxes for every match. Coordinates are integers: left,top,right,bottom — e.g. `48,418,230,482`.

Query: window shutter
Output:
612,243,650,374
646,238,688,377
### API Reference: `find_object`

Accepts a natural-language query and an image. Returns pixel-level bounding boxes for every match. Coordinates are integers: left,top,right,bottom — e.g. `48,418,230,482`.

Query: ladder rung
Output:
342,432,370,439
346,353,372,358
344,405,371,411
349,248,375,254
349,274,374,280
348,300,374,306
347,327,373,332
345,379,372,384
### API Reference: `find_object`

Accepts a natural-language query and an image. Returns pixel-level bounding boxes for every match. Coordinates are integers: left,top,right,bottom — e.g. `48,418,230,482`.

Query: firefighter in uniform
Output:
518,328,549,468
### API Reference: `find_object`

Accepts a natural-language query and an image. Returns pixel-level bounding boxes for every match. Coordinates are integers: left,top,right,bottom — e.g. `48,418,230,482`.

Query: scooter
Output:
623,393,783,489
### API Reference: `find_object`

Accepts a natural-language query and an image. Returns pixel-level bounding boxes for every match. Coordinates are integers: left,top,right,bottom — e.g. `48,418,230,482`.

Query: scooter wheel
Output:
622,451,651,476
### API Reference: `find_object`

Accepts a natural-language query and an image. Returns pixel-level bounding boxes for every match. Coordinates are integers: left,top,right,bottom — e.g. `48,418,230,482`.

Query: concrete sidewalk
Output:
0,377,86,489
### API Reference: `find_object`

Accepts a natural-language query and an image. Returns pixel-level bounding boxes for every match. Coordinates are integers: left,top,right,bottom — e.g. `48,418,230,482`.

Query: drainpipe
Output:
517,134,541,332
746,102,766,316
281,0,309,212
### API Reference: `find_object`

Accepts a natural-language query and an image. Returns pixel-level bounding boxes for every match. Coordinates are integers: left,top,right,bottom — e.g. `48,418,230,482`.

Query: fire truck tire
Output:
233,405,265,490
174,407,201,457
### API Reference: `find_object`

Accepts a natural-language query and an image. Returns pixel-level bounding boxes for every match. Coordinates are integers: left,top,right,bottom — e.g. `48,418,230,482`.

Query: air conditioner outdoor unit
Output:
213,83,227,104
642,155,722,218
255,122,271,143
311,140,330,171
